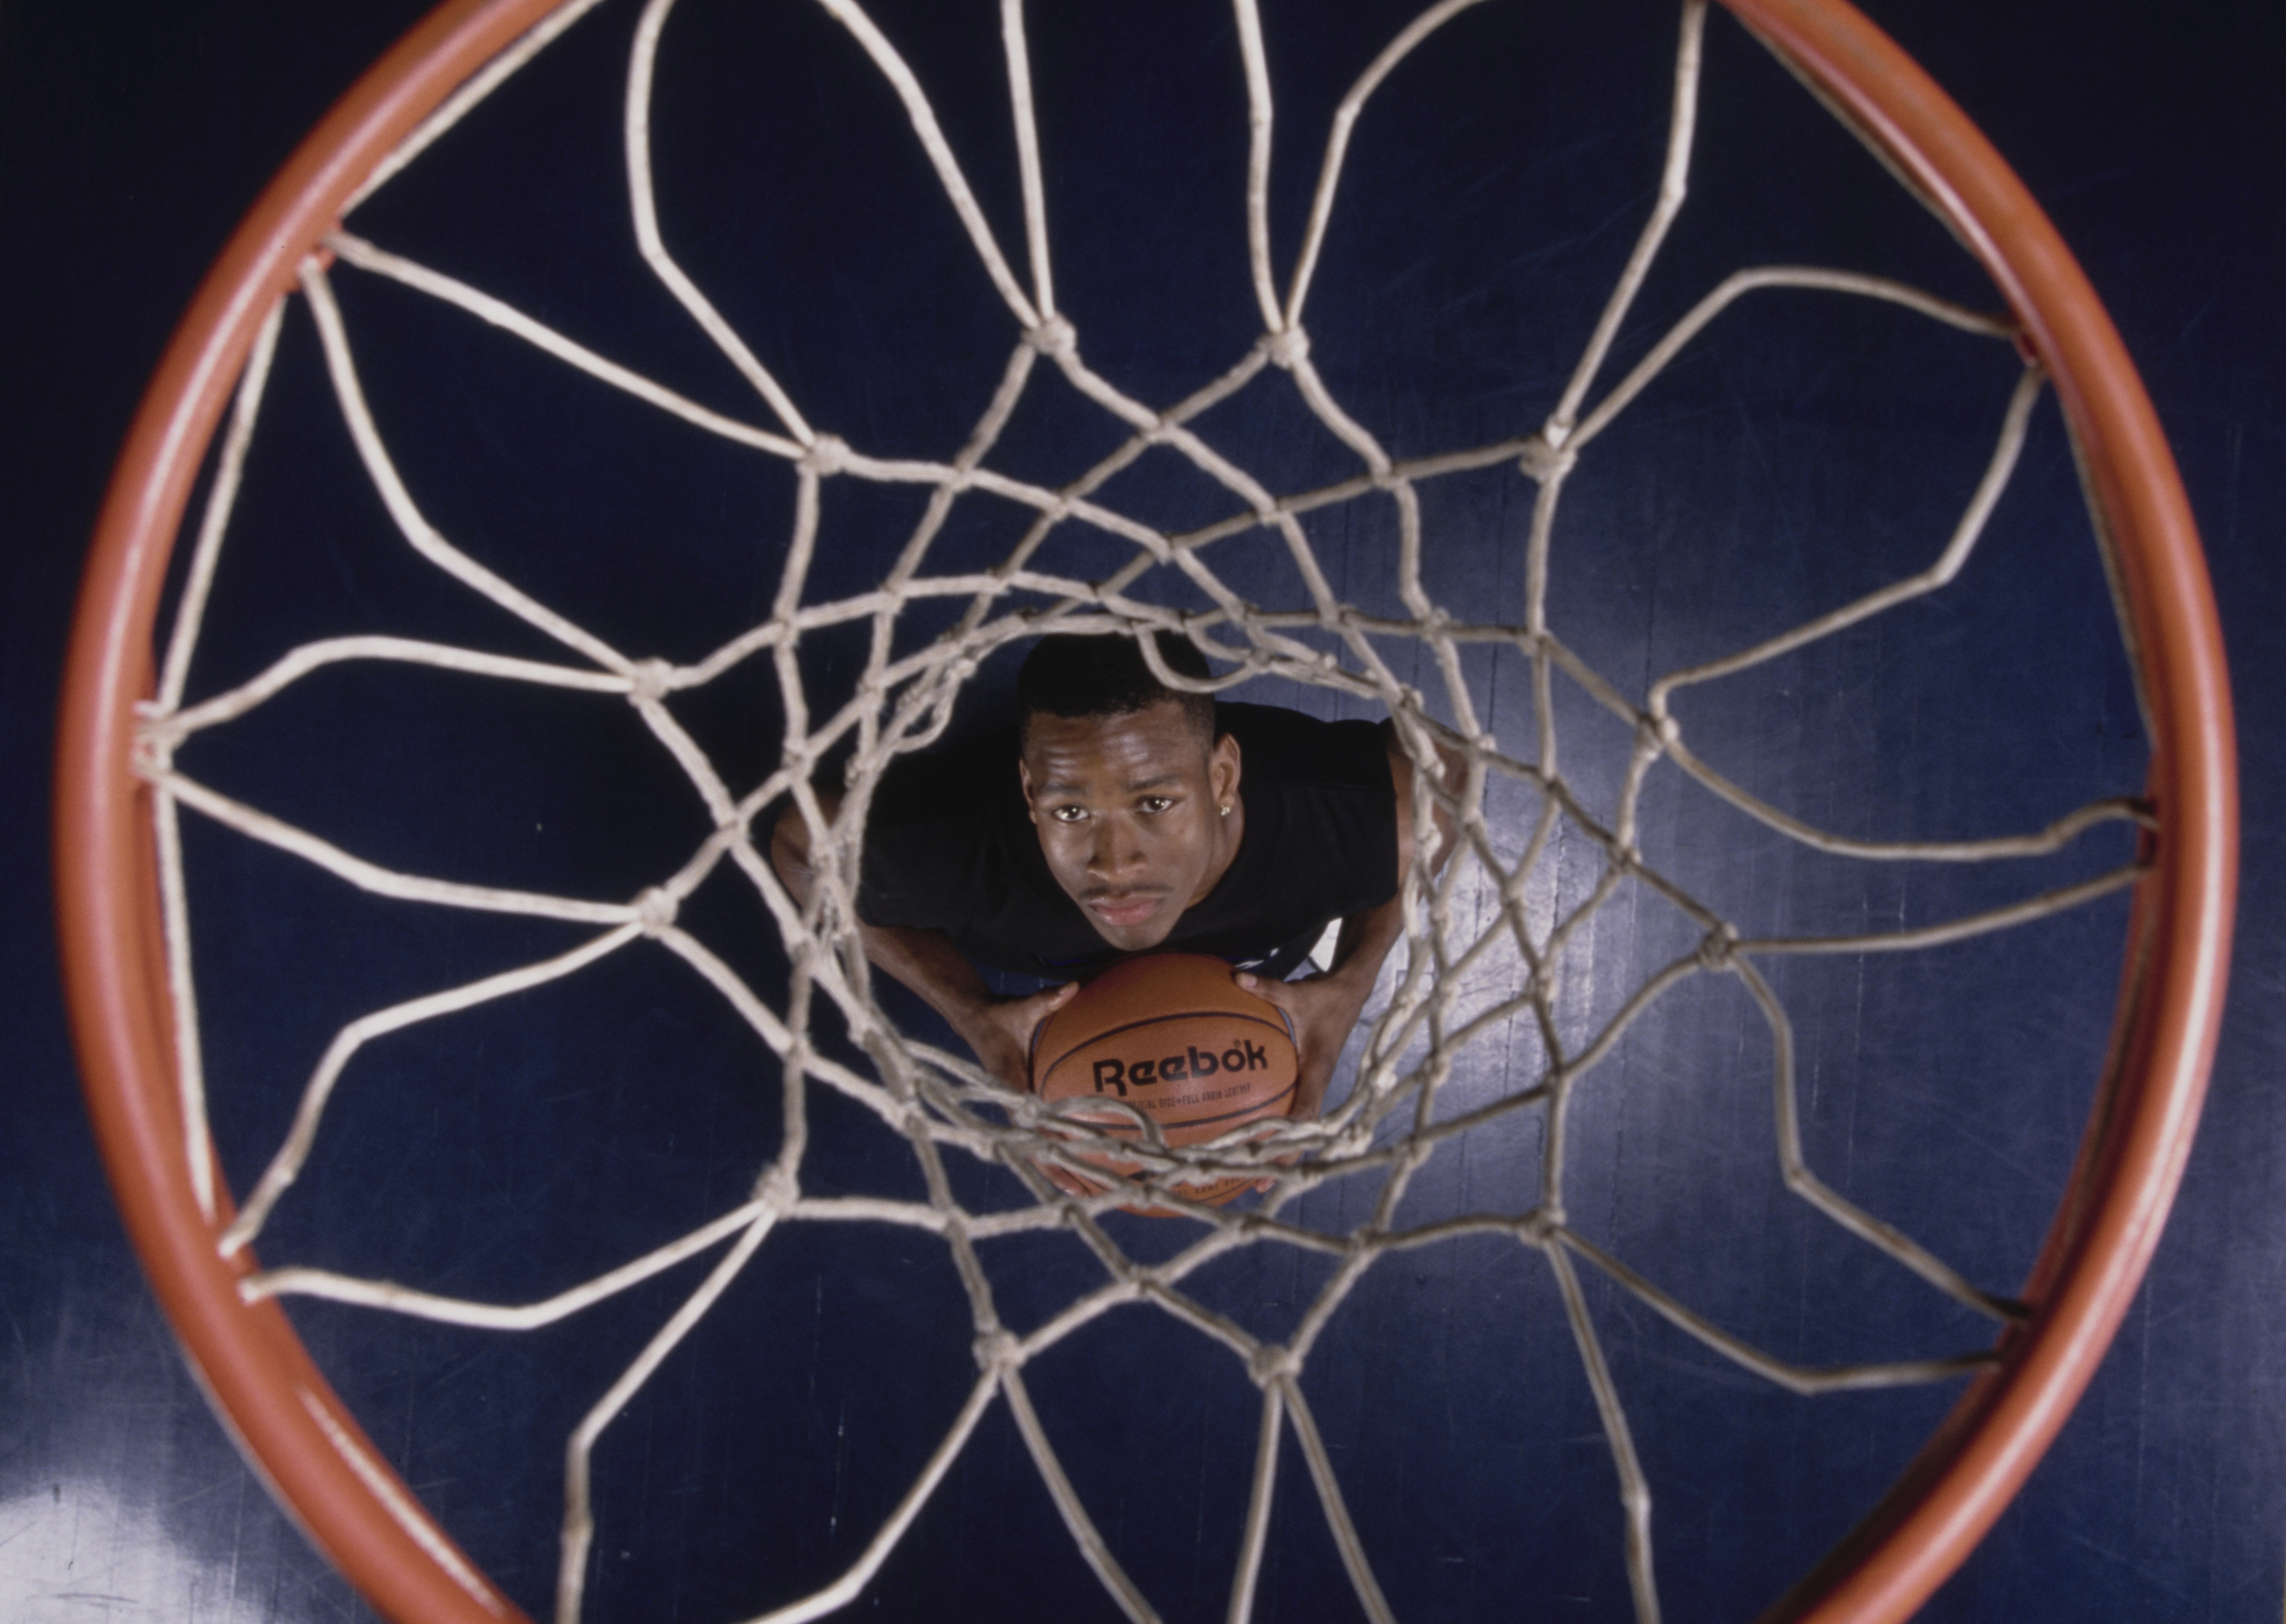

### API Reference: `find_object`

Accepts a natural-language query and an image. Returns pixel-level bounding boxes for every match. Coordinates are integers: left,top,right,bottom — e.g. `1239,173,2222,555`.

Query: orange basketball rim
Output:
54,2,2235,1622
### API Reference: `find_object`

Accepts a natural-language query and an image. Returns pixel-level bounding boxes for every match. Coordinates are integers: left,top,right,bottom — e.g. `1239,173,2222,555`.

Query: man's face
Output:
1019,700,1241,951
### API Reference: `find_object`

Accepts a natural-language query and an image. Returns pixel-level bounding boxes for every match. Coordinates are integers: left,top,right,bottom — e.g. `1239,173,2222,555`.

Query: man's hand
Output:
771,798,1081,1092
1235,966,1374,1122
950,982,1077,1093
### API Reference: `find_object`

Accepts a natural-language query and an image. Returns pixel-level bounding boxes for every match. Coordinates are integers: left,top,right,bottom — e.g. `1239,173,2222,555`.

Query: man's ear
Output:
1018,756,1037,822
1211,732,1241,806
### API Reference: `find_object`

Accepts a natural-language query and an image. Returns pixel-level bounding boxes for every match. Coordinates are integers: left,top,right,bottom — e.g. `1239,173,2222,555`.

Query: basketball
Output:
1028,954,1300,1211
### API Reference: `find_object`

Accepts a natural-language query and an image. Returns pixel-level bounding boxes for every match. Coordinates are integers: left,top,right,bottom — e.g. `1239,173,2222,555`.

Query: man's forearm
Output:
1324,892,1406,998
859,921,996,1033
1252,893,1407,1120
861,921,1079,1092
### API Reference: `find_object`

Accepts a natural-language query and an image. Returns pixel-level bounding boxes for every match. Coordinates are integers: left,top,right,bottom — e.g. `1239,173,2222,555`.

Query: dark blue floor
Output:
3,3,2282,1621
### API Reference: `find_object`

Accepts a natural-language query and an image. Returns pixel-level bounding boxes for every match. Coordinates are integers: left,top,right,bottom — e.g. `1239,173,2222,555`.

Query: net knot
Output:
751,1161,798,1210
799,434,852,476
1026,315,1077,359
128,723,172,780
1248,1343,1302,1388
633,886,679,935
1256,327,1310,369
1696,923,1739,970
973,1329,1023,1375
1517,433,1577,482
1519,1206,1560,1246
626,658,673,704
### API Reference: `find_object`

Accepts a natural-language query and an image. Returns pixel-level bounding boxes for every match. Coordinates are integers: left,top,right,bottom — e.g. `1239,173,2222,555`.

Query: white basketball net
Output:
133,1,2150,1621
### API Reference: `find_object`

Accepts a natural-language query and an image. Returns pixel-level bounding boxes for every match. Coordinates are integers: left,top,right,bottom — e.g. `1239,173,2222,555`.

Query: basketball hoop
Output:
56,2,2233,1622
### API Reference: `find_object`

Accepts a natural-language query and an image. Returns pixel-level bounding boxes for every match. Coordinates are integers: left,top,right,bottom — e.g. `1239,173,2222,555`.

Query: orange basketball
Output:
1028,953,1299,1212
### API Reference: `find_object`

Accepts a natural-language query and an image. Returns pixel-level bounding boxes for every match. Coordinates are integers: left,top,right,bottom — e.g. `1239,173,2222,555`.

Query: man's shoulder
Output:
1219,702,1389,791
857,724,1034,934
1169,699,1398,953
868,724,1020,826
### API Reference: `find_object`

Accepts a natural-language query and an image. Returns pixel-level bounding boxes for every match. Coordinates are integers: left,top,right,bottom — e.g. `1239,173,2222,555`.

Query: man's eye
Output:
1138,796,1175,815
1050,805,1087,824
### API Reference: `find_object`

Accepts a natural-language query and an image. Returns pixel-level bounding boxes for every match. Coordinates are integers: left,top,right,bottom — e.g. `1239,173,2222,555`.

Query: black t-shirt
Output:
857,703,1397,980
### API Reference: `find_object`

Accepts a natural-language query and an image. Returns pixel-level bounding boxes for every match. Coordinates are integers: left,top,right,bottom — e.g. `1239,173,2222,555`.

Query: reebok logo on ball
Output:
1091,1040,1271,1096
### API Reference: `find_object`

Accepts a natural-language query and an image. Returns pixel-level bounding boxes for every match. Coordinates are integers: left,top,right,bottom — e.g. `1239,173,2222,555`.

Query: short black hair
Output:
1016,631,1216,746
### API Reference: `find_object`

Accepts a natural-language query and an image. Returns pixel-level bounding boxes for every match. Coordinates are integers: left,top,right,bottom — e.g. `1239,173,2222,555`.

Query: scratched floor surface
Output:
3,2,2281,1621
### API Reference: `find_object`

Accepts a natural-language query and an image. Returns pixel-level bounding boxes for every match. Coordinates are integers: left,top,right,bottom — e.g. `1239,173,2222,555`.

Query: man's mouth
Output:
1083,890,1168,927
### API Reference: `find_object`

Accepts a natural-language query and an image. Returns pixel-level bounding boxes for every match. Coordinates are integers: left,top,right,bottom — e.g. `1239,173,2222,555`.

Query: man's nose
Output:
1087,817,1145,878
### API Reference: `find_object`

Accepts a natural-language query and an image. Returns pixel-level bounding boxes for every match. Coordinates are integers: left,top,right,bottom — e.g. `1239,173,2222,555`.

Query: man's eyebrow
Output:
1030,772,1185,796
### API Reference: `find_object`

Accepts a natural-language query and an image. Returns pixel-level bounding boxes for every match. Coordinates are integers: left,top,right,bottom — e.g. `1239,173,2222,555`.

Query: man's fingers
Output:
989,985,1074,1092
1016,982,1075,1029
1002,982,1073,1031
1234,970,1290,1009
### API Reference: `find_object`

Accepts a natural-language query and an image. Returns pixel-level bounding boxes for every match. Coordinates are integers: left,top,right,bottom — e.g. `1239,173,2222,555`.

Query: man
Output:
770,632,1454,1119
